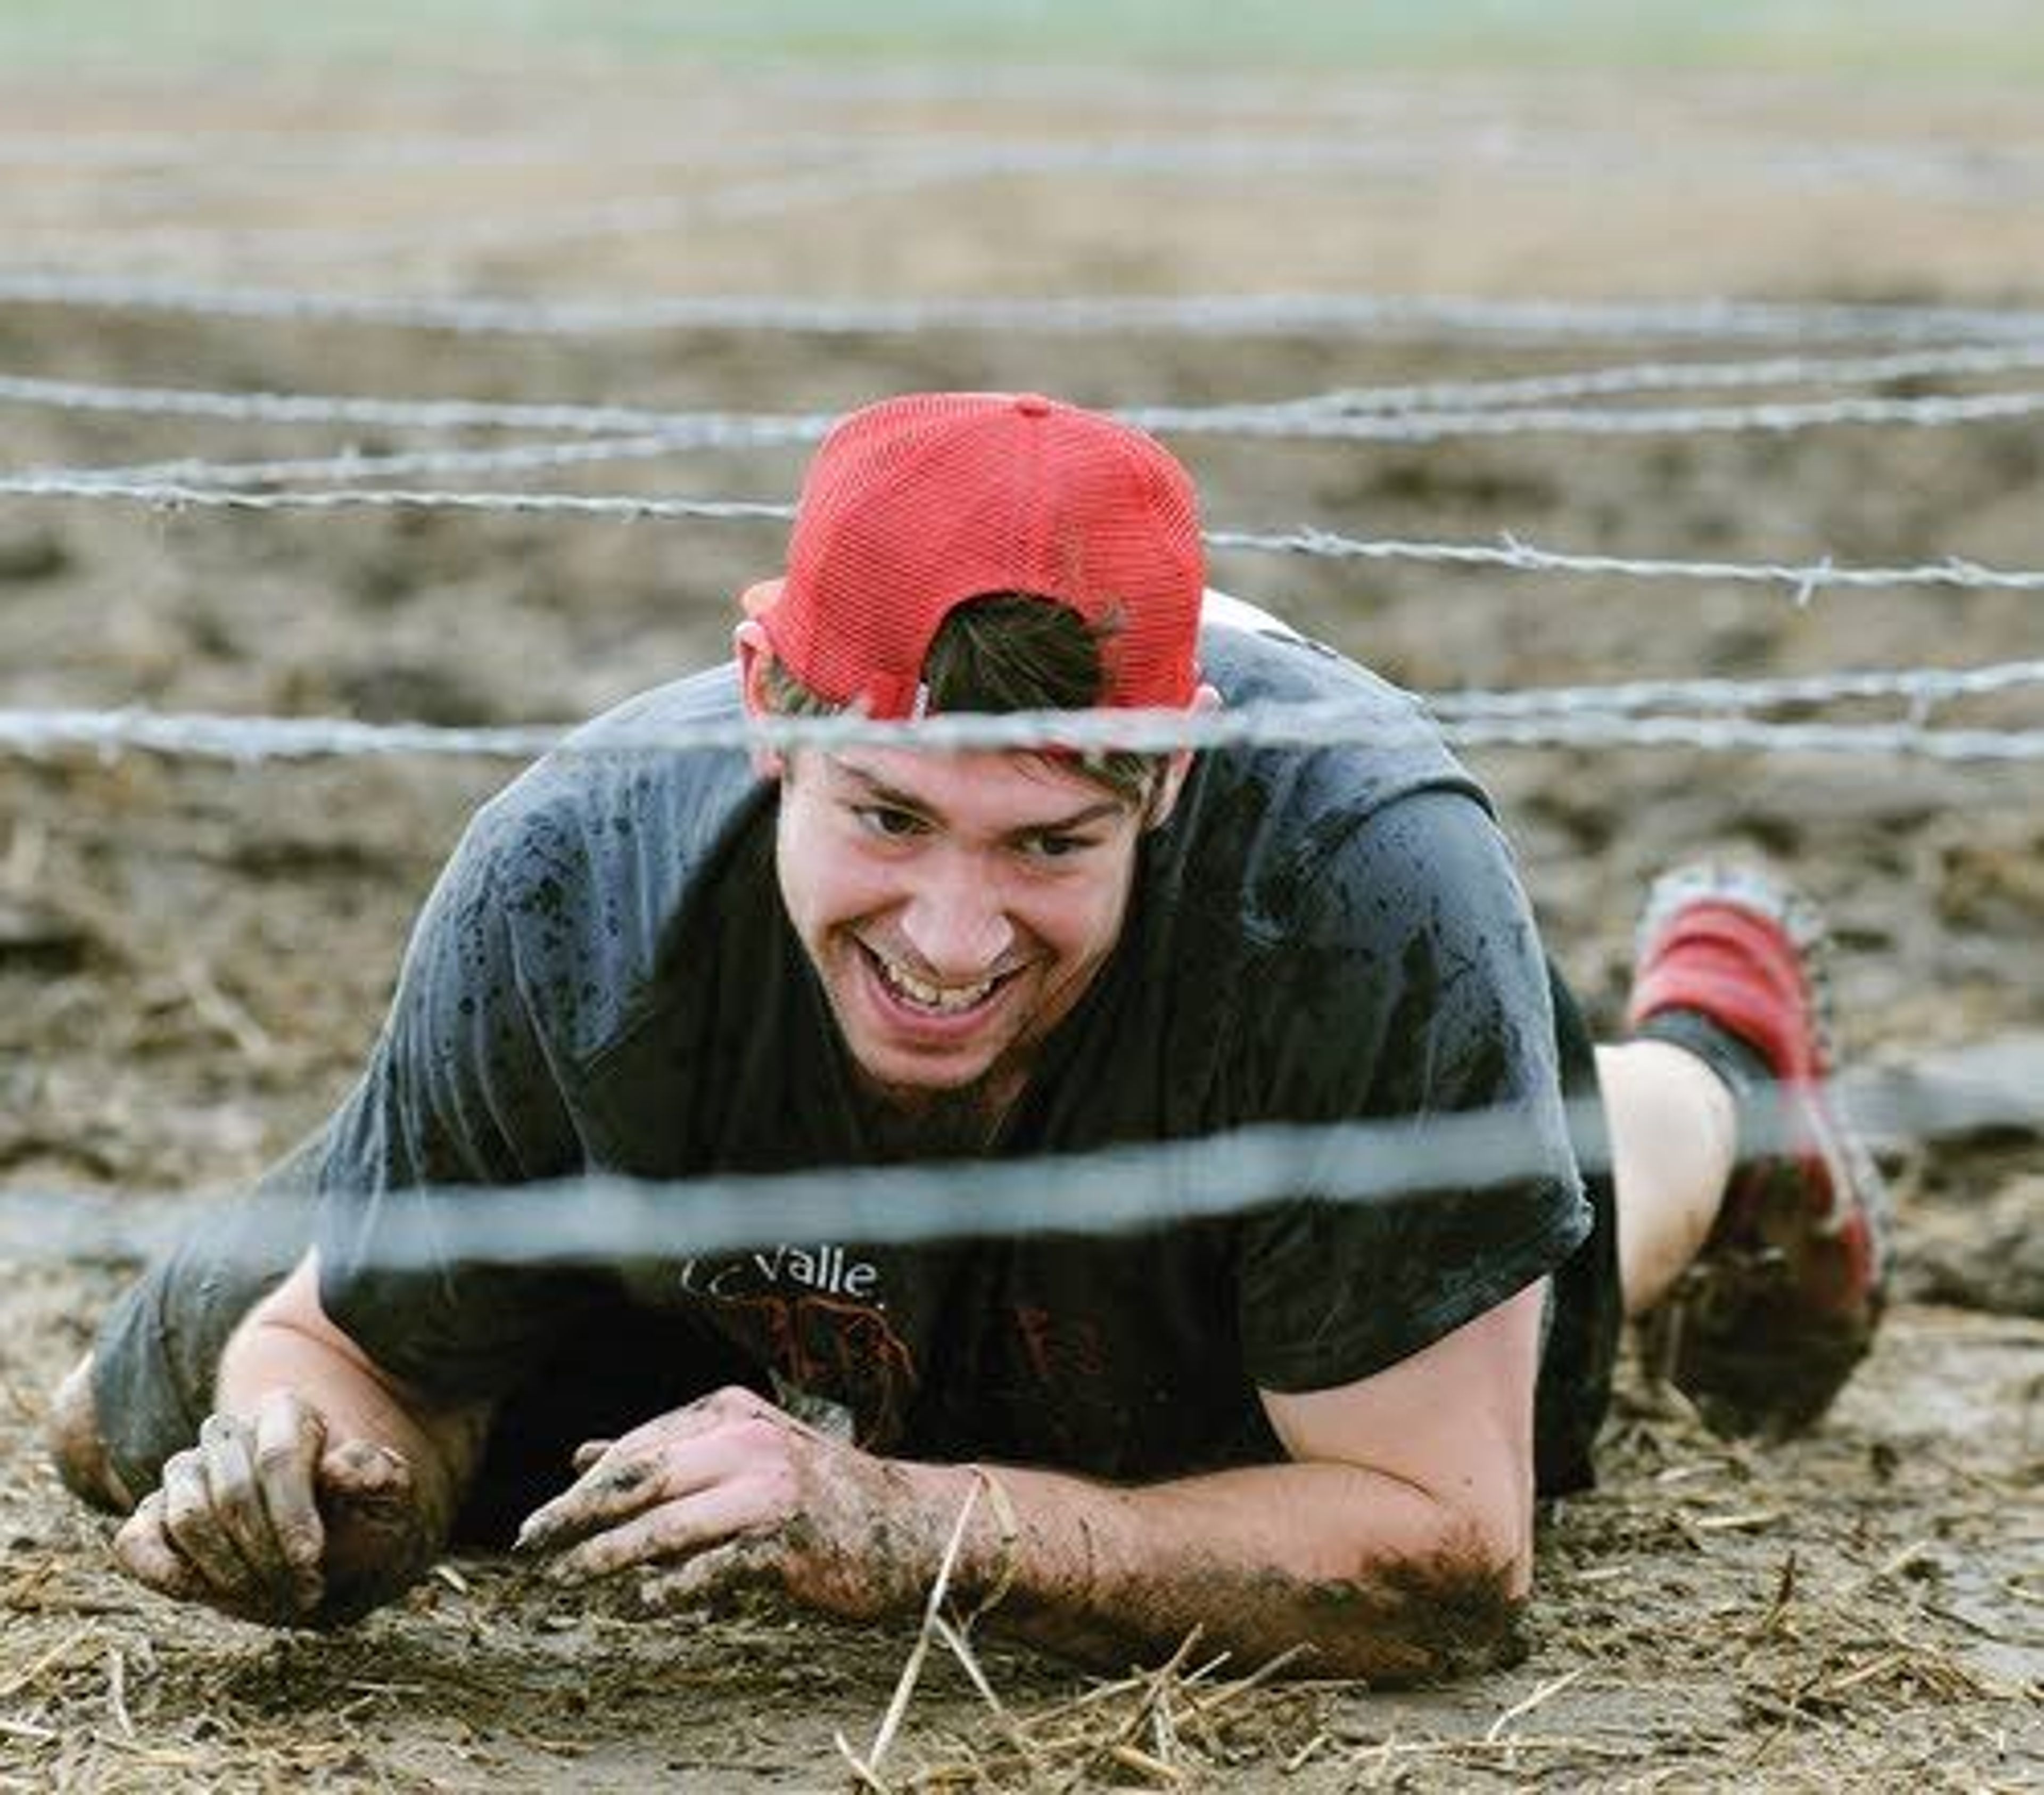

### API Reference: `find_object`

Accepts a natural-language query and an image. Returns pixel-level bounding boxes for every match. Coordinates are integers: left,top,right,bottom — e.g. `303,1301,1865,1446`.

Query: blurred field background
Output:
2,2,2041,1789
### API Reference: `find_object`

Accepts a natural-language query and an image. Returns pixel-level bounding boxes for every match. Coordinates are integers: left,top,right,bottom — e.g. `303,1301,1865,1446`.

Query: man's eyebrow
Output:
828,757,934,814
828,756,1129,834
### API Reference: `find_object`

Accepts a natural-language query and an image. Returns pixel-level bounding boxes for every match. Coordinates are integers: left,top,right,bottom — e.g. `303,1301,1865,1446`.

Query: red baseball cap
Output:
746,391,1205,719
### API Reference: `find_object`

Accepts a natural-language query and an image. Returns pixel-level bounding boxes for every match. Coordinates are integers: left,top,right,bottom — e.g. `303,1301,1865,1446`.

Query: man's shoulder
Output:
472,664,756,865
1197,620,1478,804
1175,621,1494,932
444,664,771,1053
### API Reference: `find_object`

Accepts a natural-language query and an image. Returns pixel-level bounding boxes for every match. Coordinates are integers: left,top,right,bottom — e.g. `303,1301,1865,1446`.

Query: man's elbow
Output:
1303,1476,1533,1684
1302,1536,1529,1684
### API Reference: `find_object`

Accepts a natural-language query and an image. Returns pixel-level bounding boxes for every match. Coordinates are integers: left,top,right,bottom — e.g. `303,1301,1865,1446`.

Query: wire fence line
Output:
9,655,2041,762
3,695,2039,768
1148,387,2044,443
1426,658,2044,719
7,473,2044,603
0,373,827,437
8,271,2044,345
2,1033,2038,1268
25,430,820,493
1276,342,2044,413
23,384,2044,492
0,475,794,525
11,342,2044,443
1443,714,2044,761
1201,527,2044,598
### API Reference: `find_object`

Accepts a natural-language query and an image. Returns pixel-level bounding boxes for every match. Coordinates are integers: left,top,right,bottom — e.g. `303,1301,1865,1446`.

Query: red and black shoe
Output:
1627,865,1890,1438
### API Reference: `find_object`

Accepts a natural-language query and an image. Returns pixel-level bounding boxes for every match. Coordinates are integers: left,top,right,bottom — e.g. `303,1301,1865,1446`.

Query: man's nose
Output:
899,853,1016,976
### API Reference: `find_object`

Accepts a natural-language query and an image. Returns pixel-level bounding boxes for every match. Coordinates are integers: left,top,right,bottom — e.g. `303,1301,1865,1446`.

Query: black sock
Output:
1633,1006,1773,1106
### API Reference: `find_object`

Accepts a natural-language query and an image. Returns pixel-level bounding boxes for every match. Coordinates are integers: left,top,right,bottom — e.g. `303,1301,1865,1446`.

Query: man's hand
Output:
515,1385,961,1621
111,1389,433,1628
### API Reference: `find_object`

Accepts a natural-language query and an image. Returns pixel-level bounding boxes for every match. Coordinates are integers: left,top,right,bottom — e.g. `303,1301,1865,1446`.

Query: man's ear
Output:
1145,682,1221,830
732,618,785,780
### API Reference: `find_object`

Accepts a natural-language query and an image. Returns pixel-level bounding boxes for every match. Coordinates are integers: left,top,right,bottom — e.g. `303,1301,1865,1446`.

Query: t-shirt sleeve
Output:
1233,787,1591,1393
310,799,607,1403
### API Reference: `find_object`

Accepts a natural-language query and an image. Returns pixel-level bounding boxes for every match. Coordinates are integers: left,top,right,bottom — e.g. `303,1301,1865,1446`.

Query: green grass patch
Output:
6,0,2044,78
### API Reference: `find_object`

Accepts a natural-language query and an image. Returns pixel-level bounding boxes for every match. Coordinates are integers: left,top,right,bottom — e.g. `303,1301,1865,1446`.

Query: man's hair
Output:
757,593,1168,810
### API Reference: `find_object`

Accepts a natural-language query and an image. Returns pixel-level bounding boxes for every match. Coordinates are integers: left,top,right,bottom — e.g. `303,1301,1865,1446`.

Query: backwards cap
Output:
748,391,1205,719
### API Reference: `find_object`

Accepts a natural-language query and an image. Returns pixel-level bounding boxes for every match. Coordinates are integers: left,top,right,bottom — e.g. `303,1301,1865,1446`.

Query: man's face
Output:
772,746,1153,1108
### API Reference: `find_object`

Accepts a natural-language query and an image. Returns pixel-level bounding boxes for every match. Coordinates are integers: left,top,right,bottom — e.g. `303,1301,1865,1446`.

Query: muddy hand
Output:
514,1385,946,1621
113,1389,327,1625
512,1385,780,1561
310,1436,435,1626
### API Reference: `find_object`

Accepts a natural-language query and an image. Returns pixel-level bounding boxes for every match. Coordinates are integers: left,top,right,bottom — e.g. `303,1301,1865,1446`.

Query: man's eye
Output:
855,806,924,839
1023,833,1093,861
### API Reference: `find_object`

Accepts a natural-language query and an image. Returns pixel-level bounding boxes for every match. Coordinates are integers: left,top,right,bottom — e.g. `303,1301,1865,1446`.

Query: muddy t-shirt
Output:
314,623,1590,1481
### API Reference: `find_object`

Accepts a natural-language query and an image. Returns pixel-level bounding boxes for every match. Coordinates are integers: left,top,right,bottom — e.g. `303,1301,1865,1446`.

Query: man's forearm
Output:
934,1458,1524,1683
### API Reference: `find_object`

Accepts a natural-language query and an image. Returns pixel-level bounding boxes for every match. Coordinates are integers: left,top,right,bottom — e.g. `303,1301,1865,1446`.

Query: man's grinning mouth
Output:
863,944,1005,1014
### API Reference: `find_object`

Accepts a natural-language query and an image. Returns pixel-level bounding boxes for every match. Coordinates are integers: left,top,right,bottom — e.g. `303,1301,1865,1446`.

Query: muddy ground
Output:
2,54,2041,1791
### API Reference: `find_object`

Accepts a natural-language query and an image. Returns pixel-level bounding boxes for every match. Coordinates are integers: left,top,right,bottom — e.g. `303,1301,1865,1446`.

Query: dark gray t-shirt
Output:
314,624,1590,1481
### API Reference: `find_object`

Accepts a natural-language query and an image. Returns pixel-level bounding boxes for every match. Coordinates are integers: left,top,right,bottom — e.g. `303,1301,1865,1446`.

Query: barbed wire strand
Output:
11,343,2044,443
1272,341,2044,414
1201,526,2044,597
1426,658,2044,719
1444,714,2044,761
0,373,832,438
2,1034,2037,1268
23,429,821,493
5,474,2039,602
1,699,2039,766
7,273,2044,344
0,475,792,524
22,380,2044,494
1143,386,2044,442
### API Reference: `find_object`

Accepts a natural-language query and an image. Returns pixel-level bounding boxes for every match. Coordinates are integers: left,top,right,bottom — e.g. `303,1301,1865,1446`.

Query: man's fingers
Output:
158,1441,259,1595
252,1394,327,1607
196,1414,294,1594
317,1437,411,1500
316,1439,419,1548
543,1477,764,1582
112,1492,211,1601
517,1451,678,1554
521,1393,784,1554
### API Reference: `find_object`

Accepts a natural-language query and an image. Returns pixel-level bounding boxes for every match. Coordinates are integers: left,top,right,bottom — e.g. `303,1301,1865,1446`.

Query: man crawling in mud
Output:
47,392,1889,1681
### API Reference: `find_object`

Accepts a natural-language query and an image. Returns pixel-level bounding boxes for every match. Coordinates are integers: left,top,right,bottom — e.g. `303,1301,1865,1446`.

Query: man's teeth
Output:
875,956,996,1012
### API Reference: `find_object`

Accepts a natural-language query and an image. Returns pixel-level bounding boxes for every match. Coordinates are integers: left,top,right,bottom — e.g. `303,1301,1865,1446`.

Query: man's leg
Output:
47,1354,132,1512
1597,1039,1738,1318
1602,864,1890,1438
